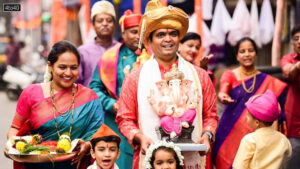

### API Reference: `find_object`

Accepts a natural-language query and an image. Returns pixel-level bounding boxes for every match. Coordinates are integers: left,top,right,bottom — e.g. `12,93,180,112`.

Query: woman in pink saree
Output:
5,41,104,169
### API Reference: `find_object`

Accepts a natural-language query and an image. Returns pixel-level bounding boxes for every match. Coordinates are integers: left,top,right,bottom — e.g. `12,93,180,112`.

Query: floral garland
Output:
44,65,52,82
144,141,184,169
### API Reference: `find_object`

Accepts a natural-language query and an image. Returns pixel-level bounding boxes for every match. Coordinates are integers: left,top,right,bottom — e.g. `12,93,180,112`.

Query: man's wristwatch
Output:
202,131,213,143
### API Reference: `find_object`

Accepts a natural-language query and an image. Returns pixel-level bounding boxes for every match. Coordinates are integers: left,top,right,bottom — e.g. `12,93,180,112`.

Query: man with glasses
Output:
281,25,300,169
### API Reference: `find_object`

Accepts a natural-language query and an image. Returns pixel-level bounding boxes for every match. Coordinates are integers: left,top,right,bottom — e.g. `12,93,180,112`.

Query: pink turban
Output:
245,90,280,122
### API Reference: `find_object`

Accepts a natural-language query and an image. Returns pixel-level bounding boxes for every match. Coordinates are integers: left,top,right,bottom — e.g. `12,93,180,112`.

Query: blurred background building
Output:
0,0,299,71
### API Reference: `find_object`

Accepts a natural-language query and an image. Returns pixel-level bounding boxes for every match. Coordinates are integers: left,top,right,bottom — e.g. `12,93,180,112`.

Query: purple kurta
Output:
5,43,20,67
76,39,119,87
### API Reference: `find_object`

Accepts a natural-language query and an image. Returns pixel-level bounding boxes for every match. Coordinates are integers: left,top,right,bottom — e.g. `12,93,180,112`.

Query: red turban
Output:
119,10,142,32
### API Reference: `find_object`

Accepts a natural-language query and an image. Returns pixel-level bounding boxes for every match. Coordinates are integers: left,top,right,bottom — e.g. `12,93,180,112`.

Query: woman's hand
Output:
71,139,90,168
7,128,19,140
4,149,10,159
5,128,18,159
195,134,211,156
200,54,214,70
218,93,234,104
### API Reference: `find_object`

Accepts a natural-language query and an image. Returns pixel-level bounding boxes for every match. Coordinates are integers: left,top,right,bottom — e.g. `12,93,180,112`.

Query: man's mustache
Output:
100,26,110,31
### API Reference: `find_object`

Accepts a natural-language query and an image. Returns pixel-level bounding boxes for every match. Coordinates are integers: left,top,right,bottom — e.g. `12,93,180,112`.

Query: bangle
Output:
202,131,213,143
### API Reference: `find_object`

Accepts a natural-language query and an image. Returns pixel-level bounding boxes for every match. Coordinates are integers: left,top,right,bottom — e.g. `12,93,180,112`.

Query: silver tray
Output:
174,143,207,151
7,152,77,163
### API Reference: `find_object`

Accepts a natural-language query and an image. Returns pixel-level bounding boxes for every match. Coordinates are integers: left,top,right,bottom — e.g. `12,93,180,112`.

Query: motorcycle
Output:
0,63,7,90
2,53,45,100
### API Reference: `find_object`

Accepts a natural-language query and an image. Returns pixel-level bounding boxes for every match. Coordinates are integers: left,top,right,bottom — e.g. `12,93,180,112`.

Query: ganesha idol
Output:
148,64,200,141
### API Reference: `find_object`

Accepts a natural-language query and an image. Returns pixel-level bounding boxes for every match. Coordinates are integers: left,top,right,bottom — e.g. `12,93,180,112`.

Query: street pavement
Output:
0,90,17,169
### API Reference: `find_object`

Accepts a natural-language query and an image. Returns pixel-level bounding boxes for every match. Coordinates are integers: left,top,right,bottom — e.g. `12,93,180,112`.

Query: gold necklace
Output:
240,67,257,76
50,82,75,117
239,67,257,93
50,82,76,138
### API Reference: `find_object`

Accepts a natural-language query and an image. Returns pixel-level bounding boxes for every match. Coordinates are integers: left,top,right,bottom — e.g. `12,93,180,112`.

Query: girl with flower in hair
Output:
144,141,184,169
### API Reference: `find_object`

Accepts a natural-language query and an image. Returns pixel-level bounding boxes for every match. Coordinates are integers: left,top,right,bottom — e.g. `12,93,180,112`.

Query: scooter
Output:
0,63,7,90
2,54,45,100
3,65,36,100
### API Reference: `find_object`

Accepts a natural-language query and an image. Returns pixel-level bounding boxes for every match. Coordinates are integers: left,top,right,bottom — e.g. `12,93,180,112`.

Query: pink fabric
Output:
160,109,196,135
161,116,181,134
16,84,44,119
181,109,197,123
98,43,122,99
12,83,99,131
245,90,280,122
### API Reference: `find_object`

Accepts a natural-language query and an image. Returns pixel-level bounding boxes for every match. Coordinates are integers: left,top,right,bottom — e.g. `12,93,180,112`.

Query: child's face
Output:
246,111,259,130
153,149,177,169
90,141,120,169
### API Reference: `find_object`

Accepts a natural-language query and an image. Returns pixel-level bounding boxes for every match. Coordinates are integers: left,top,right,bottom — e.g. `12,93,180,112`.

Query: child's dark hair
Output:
150,146,183,169
249,112,274,126
48,40,80,65
180,32,201,44
234,37,258,56
90,135,121,151
291,24,300,37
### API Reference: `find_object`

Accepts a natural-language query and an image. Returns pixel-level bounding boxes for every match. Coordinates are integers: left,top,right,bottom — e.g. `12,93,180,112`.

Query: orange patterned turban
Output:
138,0,189,48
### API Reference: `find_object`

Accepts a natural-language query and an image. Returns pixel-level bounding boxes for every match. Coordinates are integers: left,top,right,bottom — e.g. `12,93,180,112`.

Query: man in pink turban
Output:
233,90,292,169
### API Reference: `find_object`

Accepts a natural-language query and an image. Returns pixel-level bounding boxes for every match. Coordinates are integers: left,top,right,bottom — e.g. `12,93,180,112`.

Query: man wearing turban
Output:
116,1,219,168
90,9,142,169
77,0,119,87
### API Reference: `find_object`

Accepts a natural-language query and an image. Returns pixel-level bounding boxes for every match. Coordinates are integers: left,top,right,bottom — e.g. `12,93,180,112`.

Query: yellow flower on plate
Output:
16,141,27,153
56,135,71,153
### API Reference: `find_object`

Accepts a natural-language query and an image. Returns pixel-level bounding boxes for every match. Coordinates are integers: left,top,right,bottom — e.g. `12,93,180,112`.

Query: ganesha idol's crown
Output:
164,64,184,81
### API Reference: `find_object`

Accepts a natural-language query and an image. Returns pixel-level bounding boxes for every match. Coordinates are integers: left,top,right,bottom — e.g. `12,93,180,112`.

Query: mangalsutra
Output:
239,67,257,93
50,82,75,117
240,67,257,76
50,82,76,137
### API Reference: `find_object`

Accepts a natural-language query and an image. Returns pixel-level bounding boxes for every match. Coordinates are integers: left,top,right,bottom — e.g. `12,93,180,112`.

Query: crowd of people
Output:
4,0,300,169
